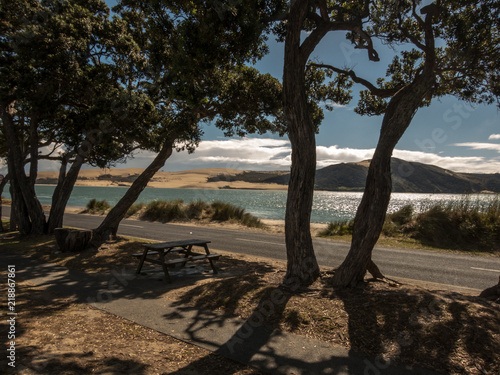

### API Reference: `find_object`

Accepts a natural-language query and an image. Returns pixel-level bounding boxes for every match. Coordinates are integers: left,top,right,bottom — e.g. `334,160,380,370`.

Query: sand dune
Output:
36,168,287,191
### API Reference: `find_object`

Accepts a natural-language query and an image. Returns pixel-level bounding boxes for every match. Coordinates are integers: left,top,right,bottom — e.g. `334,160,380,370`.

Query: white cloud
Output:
319,100,352,110
453,142,500,152
4,137,500,175
488,134,500,140
316,145,374,167
165,138,500,173
166,138,292,170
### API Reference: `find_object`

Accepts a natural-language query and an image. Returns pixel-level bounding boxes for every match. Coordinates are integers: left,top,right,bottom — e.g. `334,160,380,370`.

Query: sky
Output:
2,2,499,176
98,31,500,174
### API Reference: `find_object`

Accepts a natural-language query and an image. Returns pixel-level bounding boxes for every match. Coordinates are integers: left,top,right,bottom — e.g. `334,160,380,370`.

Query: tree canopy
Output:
276,0,500,287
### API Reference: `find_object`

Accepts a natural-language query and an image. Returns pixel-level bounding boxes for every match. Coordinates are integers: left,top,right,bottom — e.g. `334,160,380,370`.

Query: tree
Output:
279,0,378,287
90,0,285,246
1,0,146,235
277,0,499,288
328,0,500,287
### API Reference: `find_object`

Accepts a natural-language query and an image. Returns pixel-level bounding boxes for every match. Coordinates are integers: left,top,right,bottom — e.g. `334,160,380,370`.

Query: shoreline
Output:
63,205,328,236
24,183,500,195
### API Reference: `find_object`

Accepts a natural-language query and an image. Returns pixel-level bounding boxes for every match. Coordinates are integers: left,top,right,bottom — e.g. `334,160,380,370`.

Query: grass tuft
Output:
85,199,111,214
126,202,145,218
137,199,265,228
318,220,354,237
141,200,186,222
210,201,265,228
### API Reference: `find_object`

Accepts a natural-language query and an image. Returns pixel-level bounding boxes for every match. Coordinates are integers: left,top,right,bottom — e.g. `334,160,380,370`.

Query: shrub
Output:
211,201,244,221
141,200,186,222
413,197,500,252
136,199,265,228
318,219,354,237
126,202,145,218
387,204,414,226
85,199,111,214
186,200,209,220
210,201,265,228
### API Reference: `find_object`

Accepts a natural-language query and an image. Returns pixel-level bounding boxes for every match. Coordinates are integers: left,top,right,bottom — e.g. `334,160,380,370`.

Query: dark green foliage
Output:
186,200,210,220
125,202,145,218
210,201,265,228
413,197,500,252
210,201,246,221
85,199,111,214
321,197,500,253
388,205,414,226
138,199,265,228
141,200,186,223
319,220,354,237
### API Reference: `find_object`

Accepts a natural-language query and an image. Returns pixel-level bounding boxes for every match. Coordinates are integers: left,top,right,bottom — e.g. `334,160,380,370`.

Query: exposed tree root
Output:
367,260,400,286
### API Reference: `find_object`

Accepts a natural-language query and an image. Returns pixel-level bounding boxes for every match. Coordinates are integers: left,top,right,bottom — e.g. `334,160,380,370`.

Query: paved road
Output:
3,206,500,291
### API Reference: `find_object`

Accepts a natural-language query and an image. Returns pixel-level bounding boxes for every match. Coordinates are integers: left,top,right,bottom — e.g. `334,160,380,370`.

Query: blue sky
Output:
120,30,500,174
4,2,498,175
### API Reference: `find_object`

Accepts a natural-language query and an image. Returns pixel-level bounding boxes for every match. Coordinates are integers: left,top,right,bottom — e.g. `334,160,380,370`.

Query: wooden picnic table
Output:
134,239,220,283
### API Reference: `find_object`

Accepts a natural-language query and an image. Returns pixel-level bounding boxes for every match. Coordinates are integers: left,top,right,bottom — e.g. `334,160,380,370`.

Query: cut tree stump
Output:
479,276,500,304
54,228,93,252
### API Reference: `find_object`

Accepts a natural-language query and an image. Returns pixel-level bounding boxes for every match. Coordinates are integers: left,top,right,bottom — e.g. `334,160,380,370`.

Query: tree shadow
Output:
331,277,499,374
1,346,148,374
162,276,405,375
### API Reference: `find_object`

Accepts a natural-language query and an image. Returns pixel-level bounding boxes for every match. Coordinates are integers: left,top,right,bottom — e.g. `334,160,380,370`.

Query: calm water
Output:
2,185,496,223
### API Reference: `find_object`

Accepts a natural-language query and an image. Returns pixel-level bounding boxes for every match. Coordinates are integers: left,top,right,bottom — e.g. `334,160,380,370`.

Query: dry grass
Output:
2,232,499,375
0,279,262,374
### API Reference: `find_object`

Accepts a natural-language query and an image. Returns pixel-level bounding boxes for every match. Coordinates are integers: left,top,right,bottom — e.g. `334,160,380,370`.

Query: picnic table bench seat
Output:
134,239,220,283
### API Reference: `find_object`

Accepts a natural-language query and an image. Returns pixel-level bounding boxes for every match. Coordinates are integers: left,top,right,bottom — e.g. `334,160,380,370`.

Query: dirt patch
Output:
0,279,262,374
2,233,499,375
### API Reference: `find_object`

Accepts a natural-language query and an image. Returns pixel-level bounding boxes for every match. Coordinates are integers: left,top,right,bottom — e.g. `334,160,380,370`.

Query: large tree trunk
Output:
9,182,18,231
1,102,46,235
55,228,93,253
332,5,440,288
8,169,31,234
0,174,9,232
46,154,84,234
91,141,174,247
333,81,435,287
28,114,39,187
282,0,320,287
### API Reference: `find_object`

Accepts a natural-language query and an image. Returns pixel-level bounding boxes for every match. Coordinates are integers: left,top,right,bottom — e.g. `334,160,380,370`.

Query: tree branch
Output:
318,0,328,21
310,63,402,97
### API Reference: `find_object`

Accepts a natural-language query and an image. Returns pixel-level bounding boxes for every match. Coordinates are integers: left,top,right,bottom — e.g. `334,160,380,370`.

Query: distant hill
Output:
35,159,500,193
223,158,500,193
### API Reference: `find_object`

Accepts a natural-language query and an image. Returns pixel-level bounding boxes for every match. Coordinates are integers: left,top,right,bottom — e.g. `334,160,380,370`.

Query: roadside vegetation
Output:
320,196,500,254
84,199,112,214
84,199,266,229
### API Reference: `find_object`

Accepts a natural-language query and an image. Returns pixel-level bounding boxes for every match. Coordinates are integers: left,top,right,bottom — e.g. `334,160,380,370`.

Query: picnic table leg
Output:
158,249,172,283
203,244,218,274
184,245,193,258
136,249,149,274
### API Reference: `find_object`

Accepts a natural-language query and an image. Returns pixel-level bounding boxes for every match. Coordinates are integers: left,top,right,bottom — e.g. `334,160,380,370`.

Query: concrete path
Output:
1,249,441,374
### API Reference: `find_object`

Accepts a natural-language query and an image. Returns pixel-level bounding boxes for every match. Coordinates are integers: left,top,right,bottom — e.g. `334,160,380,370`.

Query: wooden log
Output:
54,228,93,252
479,276,500,304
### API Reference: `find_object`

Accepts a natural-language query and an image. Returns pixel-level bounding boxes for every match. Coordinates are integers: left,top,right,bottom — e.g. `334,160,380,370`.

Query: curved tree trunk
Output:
332,5,440,288
333,81,435,287
8,169,31,234
282,0,320,287
91,141,174,248
1,102,46,235
46,154,85,234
